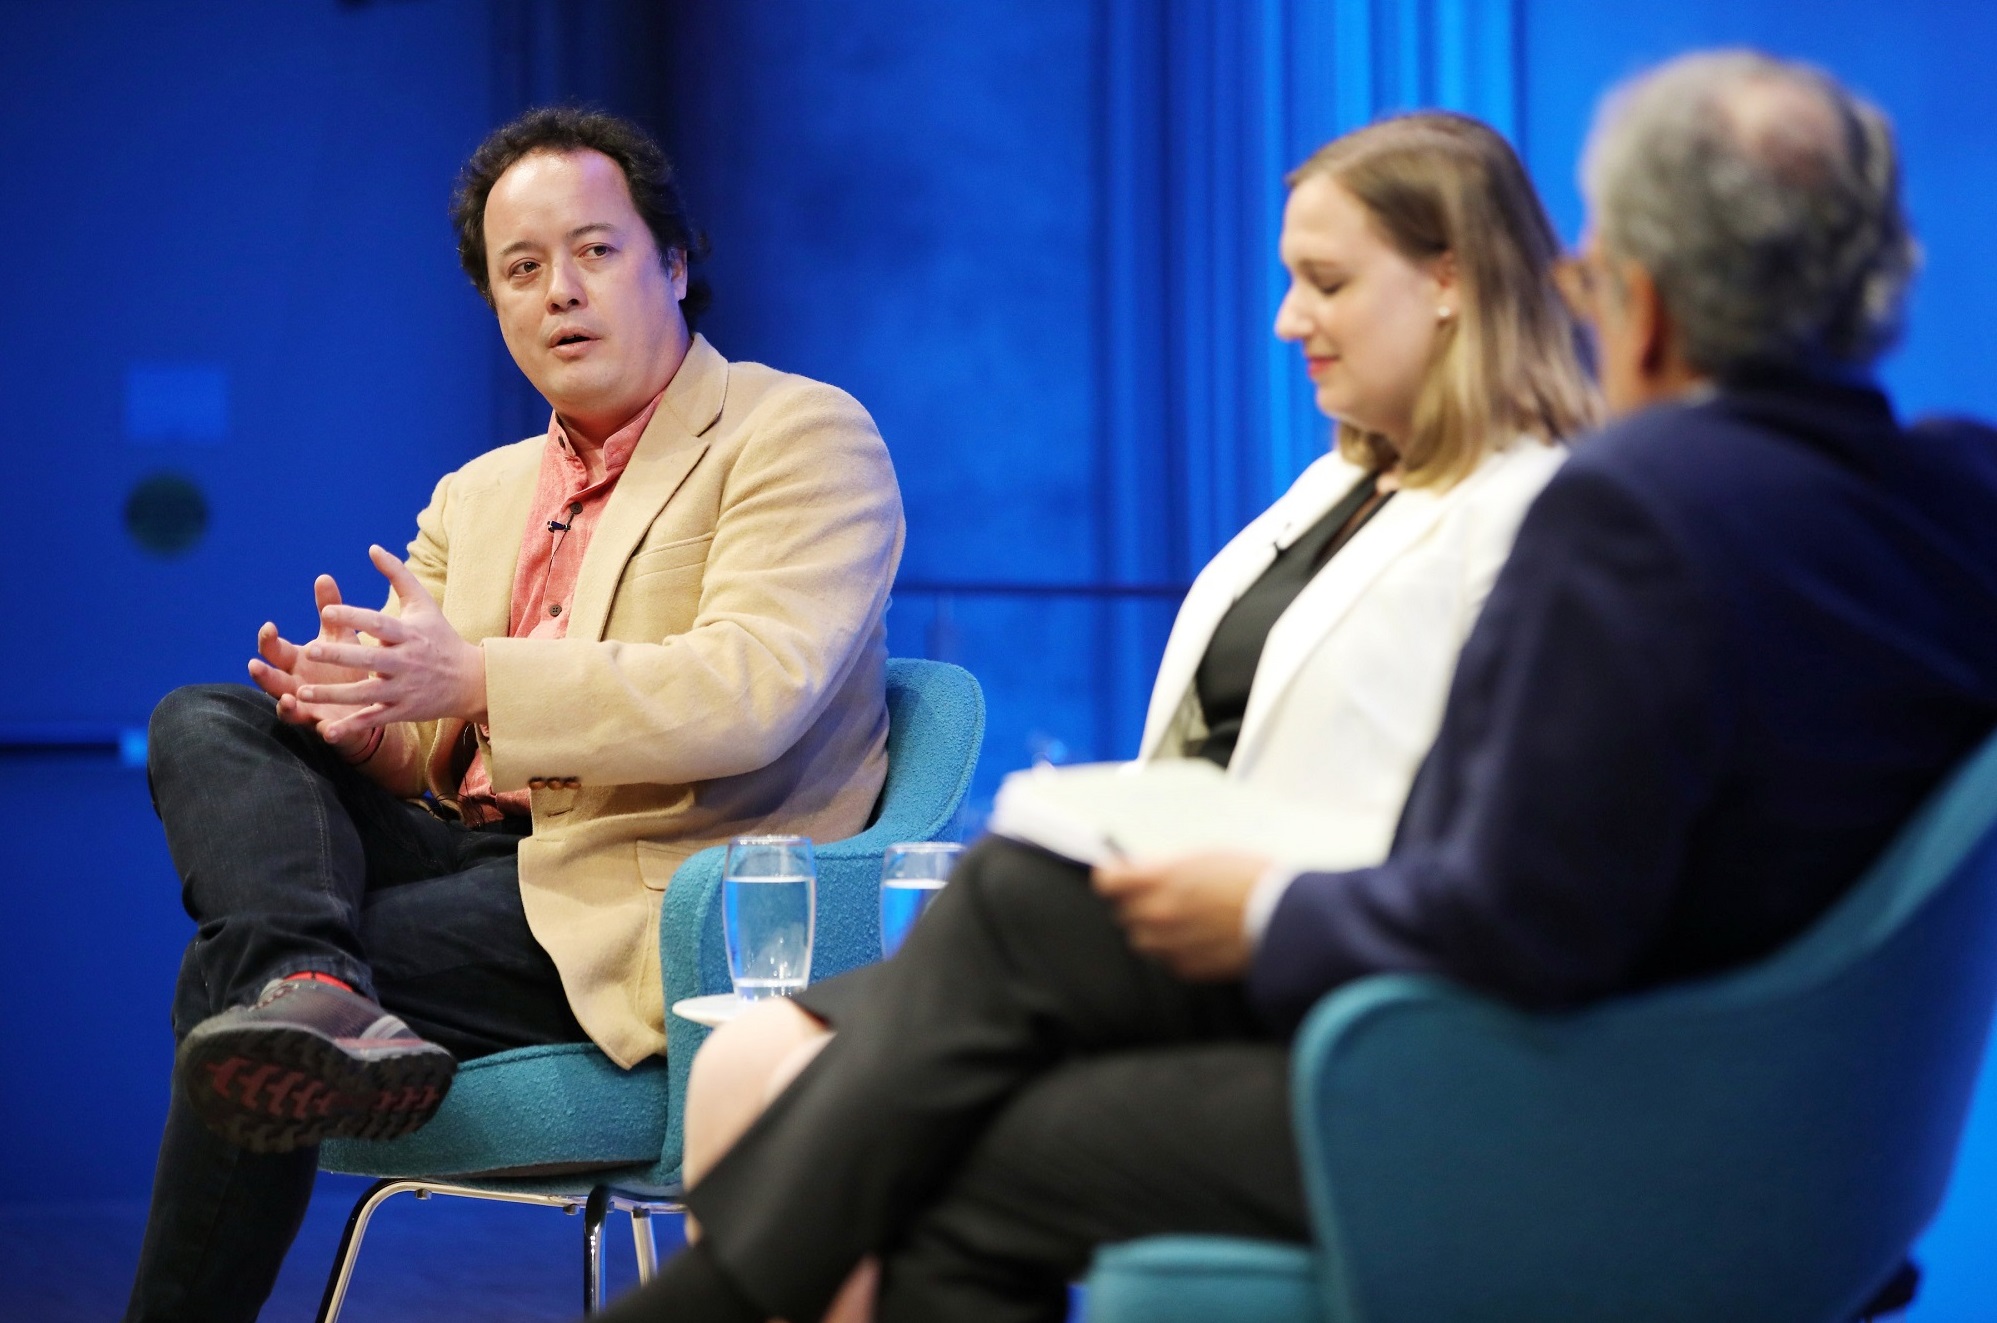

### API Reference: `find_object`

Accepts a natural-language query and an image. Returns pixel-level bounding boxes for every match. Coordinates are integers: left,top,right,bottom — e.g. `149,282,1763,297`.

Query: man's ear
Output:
1621,260,1673,377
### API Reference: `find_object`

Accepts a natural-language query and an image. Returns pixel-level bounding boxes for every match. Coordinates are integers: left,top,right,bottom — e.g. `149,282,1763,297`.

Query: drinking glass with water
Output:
723,835,816,1001
879,842,963,958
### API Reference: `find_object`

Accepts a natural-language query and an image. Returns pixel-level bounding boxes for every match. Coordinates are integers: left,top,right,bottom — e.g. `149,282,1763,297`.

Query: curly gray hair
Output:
1582,50,1916,374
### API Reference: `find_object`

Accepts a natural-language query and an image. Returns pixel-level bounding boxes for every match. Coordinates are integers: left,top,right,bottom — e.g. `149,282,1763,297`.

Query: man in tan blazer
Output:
122,108,902,1323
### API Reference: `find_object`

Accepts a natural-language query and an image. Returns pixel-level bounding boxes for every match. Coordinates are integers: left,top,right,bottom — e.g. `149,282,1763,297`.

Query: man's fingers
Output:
306,641,402,675
272,693,321,727
248,658,300,701
256,623,301,671
319,604,407,643
319,704,390,747
298,677,389,707
315,575,360,642
368,544,435,611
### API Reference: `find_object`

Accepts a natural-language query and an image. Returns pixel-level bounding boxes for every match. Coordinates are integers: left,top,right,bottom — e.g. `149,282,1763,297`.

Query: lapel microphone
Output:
547,501,582,534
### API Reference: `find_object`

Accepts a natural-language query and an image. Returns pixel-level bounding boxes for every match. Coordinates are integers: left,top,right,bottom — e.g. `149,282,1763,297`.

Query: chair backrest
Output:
803,658,988,979
1293,727,1997,1323
655,658,985,1181
838,657,989,851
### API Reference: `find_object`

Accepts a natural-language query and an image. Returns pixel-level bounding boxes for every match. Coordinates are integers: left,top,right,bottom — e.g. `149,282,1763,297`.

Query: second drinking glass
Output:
722,834,817,1001
879,841,964,958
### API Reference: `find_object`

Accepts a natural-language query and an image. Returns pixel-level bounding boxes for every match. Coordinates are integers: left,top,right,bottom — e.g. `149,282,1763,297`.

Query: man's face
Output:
482,149,688,433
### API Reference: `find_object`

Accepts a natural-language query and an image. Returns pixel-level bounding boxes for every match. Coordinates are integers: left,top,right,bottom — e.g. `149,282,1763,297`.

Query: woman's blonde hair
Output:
1288,112,1599,487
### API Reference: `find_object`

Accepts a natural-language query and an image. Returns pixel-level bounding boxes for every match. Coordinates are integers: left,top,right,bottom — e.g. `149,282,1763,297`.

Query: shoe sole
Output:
177,1023,456,1154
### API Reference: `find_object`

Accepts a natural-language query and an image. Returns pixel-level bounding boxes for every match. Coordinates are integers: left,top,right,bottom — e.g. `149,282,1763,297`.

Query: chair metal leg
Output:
316,1178,428,1323
631,1206,660,1282
313,1175,679,1318
583,1184,612,1313
316,1178,597,1322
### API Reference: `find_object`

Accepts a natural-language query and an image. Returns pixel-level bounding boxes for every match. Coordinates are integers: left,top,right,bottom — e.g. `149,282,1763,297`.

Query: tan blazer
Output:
377,335,904,1067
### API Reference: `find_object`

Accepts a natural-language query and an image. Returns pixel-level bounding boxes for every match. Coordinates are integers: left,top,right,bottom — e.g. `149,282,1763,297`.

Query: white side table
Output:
670,993,751,1028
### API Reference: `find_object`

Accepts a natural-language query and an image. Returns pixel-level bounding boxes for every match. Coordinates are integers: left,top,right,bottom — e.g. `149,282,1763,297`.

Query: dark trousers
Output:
124,684,589,1323
675,838,1310,1323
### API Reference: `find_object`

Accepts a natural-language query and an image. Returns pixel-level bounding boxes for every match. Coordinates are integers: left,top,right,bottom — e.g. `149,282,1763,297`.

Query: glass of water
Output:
723,835,816,1001
880,842,963,958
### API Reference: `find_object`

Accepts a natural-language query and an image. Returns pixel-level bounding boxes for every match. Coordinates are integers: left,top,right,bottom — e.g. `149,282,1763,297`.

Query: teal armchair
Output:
1086,727,1997,1323
314,658,986,1319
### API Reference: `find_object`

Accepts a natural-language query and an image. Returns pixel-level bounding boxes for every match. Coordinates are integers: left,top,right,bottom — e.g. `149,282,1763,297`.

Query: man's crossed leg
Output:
126,684,587,1323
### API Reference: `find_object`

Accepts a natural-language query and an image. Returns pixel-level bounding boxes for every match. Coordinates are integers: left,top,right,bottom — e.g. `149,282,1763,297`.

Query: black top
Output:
1192,474,1391,768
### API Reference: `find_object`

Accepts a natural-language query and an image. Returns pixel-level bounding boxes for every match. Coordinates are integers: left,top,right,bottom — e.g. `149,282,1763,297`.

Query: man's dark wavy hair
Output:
450,106,712,329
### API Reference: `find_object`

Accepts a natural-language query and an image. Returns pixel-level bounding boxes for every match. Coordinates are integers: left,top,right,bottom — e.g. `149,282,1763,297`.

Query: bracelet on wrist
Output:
341,725,385,766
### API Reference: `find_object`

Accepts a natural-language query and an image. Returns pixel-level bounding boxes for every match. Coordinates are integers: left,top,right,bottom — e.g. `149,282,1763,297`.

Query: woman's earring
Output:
1437,306,1454,321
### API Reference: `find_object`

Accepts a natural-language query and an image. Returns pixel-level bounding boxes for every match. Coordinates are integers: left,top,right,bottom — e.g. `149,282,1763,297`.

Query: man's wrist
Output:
462,640,490,726
339,725,385,765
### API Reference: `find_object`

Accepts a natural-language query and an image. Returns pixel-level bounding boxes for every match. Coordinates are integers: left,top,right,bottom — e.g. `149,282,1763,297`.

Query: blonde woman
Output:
613,114,1596,1323
1136,112,1596,869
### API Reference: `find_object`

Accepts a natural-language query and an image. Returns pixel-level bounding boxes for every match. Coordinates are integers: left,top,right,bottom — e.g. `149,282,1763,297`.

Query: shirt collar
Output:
547,385,668,482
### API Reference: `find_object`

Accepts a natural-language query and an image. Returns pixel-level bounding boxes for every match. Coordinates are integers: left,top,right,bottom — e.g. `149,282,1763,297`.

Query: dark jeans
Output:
124,684,589,1323
659,838,1310,1323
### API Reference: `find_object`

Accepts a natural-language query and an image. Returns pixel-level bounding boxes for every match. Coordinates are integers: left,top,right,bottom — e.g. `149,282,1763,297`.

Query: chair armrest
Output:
1289,937,1997,1323
659,843,726,1184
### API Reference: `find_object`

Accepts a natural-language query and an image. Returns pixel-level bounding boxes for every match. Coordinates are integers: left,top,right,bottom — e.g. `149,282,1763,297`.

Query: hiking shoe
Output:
177,978,457,1153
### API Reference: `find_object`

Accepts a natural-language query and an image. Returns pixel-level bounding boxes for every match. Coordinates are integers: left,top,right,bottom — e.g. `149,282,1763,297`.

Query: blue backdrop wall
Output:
2,1,1994,1317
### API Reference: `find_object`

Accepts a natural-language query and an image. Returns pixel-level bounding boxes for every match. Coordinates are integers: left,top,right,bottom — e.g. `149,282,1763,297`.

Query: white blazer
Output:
1137,438,1567,870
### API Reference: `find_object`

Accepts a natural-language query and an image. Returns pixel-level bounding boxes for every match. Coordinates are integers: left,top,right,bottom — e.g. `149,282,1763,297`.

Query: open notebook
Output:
988,759,1377,871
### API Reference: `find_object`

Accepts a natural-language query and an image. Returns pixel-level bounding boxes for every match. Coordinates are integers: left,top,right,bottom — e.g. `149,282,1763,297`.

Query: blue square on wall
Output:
125,363,229,444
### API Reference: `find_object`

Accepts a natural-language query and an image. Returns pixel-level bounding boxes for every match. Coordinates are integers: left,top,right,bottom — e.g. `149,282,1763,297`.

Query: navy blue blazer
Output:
1250,373,1997,1033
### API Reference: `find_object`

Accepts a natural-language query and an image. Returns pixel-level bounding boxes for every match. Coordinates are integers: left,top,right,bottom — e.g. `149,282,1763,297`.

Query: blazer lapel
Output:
442,458,539,642
1229,477,1456,771
1137,455,1368,755
406,443,540,794
565,335,727,641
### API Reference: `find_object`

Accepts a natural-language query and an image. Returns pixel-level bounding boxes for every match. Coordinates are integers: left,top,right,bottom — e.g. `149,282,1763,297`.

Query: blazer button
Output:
563,777,581,789
528,777,546,789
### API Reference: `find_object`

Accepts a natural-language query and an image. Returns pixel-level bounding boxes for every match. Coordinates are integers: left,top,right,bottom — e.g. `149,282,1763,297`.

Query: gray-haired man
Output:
608,51,1997,1323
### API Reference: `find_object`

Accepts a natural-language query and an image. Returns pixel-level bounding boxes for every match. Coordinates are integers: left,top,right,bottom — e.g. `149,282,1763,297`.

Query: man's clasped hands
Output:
245,544,491,761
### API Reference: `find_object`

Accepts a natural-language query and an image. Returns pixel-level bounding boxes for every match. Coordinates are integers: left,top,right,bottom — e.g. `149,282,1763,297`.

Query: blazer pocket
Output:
533,780,580,818
625,533,714,581
635,840,685,892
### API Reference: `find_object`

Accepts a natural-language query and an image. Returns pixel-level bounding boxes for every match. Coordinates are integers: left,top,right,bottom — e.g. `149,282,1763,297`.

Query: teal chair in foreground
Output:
1087,726,1997,1323
313,658,985,1319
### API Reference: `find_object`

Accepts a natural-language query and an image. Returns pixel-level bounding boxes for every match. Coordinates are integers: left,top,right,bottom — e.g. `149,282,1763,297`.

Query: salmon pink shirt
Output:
455,388,666,824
